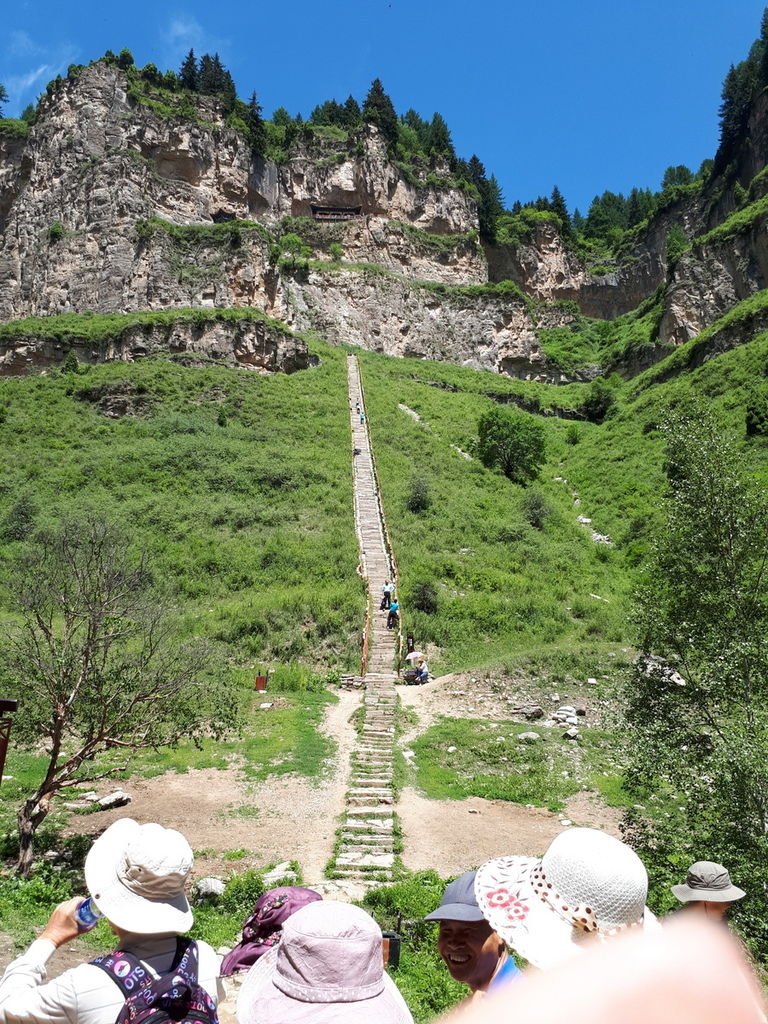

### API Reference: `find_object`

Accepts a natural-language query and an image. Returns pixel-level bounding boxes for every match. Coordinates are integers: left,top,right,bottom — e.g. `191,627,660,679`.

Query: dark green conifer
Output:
179,49,198,91
362,78,398,145
247,91,266,156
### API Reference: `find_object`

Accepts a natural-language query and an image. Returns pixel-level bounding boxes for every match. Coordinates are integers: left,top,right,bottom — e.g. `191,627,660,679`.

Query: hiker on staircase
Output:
387,596,399,630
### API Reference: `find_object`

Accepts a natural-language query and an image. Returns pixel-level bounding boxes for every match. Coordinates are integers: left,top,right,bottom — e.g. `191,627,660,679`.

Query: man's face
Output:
437,918,504,992
689,900,732,921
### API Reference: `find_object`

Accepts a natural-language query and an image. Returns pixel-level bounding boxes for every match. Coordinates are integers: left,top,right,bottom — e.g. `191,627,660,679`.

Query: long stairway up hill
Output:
330,356,400,885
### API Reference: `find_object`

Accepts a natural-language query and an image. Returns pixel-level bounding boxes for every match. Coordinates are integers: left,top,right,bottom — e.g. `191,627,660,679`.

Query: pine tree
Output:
180,49,198,91
198,54,215,93
362,78,398,145
342,95,361,128
761,5,768,86
0,83,7,118
428,112,455,161
272,107,293,127
247,91,266,156
550,185,572,237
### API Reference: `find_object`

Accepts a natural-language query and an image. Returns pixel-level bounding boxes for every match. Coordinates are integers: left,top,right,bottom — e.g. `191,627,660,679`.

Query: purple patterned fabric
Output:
220,887,322,976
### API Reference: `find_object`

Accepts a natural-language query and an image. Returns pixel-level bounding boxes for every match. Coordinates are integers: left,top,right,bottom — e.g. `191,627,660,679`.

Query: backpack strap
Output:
172,939,200,987
90,949,156,1000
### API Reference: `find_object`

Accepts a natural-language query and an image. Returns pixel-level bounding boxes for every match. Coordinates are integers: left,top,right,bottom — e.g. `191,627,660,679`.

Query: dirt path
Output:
66,688,361,885
397,673,621,875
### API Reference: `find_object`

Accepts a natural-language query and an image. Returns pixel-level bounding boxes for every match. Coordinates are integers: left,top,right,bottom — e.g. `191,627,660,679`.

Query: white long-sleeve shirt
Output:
0,934,224,1024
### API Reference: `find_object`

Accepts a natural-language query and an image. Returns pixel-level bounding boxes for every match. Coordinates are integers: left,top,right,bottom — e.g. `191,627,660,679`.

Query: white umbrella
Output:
405,651,424,662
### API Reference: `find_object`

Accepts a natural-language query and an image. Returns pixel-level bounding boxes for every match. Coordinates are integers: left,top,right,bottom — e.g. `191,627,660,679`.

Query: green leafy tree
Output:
661,164,693,190
362,78,398,145
179,48,198,91
476,408,545,484
0,83,8,118
117,48,134,70
623,407,768,953
1,517,238,876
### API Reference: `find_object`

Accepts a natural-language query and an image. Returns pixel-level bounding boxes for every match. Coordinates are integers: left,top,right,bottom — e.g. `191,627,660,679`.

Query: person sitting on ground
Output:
387,598,399,629
474,827,658,970
671,860,746,924
221,885,322,976
416,658,430,685
426,870,518,1002
236,900,413,1024
0,818,224,1024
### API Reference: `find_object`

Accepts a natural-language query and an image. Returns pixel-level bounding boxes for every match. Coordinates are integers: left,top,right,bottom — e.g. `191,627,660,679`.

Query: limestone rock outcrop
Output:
0,314,308,376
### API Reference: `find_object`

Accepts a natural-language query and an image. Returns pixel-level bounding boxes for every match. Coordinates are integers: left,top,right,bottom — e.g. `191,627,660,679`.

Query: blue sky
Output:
2,0,766,214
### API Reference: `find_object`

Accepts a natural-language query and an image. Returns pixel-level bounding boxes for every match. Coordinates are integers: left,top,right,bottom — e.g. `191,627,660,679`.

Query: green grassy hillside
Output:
0,341,363,671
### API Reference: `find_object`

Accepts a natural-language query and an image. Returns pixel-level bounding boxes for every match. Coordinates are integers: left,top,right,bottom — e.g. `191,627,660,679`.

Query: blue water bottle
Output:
75,897,103,932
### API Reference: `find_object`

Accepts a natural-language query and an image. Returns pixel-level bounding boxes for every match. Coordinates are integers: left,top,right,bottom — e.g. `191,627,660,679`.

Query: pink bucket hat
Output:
236,900,413,1024
475,828,658,970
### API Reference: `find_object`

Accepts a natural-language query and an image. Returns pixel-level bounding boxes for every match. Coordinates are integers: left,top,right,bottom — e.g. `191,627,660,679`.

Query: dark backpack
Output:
91,938,219,1024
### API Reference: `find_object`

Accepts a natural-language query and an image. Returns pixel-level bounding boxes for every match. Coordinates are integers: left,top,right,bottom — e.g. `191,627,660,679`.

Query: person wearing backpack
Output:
0,818,224,1024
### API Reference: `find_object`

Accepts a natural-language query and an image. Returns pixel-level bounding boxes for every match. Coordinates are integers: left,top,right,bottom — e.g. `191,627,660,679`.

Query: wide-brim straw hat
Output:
85,818,194,935
672,861,746,903
236,901,412,1024
475,827,658,970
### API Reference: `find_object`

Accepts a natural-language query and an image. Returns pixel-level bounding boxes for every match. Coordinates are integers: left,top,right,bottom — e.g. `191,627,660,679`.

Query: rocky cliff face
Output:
3,58,768,381
659,212,768,345
486,195,705,321
283,267,576,380
0,313,308,376
0,63,480,325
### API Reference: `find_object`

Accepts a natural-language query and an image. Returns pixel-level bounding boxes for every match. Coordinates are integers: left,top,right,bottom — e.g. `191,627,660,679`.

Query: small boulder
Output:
518,732,541,744
263,861,297,887
586,677,598,686
98,790,131,810
194,877,226,904
447,746,457,754
563,727,580,741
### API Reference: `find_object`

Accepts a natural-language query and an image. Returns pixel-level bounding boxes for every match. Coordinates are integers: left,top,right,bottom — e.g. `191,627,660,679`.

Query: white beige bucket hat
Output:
84,818,194,934
475,827,658,969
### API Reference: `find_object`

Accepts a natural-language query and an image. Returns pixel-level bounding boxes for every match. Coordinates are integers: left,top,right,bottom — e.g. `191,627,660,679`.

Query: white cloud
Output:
167,15,205,49
6,64,51,104
160,12,229,66
8,30,43,57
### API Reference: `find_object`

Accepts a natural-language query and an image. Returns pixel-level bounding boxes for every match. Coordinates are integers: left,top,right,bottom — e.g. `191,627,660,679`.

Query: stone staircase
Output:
331,356,399,885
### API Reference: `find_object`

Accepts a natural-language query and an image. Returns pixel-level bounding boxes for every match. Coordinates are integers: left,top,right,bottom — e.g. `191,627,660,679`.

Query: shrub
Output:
411,581,439,615
565,422,580,445
62,350,80,375
219,870,264,915
47,222,65,244
745,390,768,436
405,478,431,513
1,494,37,541
328,242,343,261
269,663,324,692
521,488,552,529
581,378,617,423
477,407,545,483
